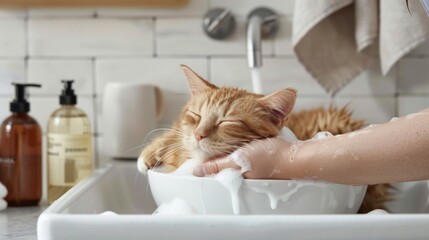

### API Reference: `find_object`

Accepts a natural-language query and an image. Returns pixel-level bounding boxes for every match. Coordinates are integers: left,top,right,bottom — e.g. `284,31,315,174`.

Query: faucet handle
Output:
203,8,236,40
248,7,279,38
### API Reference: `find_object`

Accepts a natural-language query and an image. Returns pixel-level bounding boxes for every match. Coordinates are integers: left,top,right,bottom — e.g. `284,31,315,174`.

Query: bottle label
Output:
48,134,93,187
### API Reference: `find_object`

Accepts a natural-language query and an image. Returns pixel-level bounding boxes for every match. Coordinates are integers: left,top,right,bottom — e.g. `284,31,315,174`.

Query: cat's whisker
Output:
144,143,183,163
153,146,183,169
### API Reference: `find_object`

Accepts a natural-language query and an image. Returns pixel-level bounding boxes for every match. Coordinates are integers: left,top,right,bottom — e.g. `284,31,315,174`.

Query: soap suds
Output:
215,168,243,215
230,150,252,174
172,158,203,176
312,131,333,140
153,197,198,215
288,140,303,163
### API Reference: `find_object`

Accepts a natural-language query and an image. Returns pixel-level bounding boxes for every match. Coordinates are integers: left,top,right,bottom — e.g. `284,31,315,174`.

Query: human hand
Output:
193,137,295,179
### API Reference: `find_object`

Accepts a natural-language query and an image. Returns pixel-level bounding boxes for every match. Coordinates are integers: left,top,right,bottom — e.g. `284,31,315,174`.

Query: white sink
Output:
38,161,429,240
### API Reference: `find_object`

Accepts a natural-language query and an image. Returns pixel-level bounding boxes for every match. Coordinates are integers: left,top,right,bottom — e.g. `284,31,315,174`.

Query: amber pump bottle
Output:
0,83,42,206
47,80,93,203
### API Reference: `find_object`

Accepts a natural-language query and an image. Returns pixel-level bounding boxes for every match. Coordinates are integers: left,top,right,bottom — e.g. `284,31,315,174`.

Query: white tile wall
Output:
0,9,27,18
398,58,429,94
28,59,94,95
29,8,95,18
29,19,153,56
0,20,26,57
0,0,427,165
338,60,396,96
398,96,429,116
0,60,26,95
274,16,293,56
210,57,326,94
157,17,273,56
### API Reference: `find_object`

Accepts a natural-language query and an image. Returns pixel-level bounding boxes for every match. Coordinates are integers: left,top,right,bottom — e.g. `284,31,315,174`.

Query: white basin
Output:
148,170,367,215
37,161,429,240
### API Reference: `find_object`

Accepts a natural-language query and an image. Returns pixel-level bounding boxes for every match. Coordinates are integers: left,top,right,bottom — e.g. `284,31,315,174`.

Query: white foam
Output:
312,131,333,140
390,117,399,122
172,158,204,176
215,169,243,215
100,211,117,216
230,150,252,174
153,197,198,215
367,209,389,215
0,182,7,198
288,140,303,163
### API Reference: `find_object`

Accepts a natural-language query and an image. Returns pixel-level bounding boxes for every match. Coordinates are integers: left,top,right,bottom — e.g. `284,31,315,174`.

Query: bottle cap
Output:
60,80,77,105
10,83,42,113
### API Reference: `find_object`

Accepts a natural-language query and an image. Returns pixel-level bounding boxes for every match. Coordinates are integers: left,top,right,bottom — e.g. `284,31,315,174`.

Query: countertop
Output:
0,205,47,240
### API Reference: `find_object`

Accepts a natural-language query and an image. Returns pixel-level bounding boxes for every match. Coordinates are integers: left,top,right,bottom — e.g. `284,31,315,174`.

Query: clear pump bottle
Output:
47,80,93,203
0,83,42,206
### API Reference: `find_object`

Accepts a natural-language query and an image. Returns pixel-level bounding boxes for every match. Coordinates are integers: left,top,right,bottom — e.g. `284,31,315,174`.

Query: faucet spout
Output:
247,16,263,68
246,7,279,69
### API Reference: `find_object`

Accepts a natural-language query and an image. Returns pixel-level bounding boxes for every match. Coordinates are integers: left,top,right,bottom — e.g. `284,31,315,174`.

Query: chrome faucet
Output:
247,7,279,68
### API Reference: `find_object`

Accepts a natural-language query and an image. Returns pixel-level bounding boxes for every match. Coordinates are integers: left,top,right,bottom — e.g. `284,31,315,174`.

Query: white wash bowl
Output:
148,170,367,215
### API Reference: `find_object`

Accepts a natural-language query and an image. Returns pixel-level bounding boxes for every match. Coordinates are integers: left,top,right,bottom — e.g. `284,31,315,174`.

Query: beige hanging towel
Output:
293,0,429,95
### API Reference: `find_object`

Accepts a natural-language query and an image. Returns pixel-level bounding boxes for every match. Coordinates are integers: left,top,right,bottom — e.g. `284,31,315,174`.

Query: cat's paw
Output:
137,146,159,174
137,156,149,174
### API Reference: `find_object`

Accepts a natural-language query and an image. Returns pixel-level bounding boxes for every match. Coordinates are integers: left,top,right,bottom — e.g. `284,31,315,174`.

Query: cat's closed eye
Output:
218,120,242,126
184,110,201,125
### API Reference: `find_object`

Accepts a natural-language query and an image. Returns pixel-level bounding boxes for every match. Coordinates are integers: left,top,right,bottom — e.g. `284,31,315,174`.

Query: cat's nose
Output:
195,132,207,141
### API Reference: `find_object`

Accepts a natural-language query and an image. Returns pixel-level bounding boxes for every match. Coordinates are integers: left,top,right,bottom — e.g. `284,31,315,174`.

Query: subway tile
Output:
0,60,26,95
398,96,429,116
210,58,327,95
29,8,95,18
0,19,26,57
32,97,95,133
97,0,208,17
0,9,27,18
158,94,190,126
157,17,273,56
274,16,293,56
336,97,396,124
0,98,10,123
337,60,396,96
398,58,429,94
95,58,207,94
209,0,294,16
29,19,153,57
292,97,332,112
28,59,93,95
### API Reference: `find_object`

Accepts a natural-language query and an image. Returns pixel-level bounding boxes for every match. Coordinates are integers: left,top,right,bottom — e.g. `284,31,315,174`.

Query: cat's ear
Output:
259,88,297,125
181,64,217,96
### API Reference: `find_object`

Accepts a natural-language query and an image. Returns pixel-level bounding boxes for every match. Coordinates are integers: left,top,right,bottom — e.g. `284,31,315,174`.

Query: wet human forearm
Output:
287,108,429,185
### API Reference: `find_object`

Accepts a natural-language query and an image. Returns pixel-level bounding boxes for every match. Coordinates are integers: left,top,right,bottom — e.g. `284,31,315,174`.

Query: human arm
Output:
194,108,429,185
